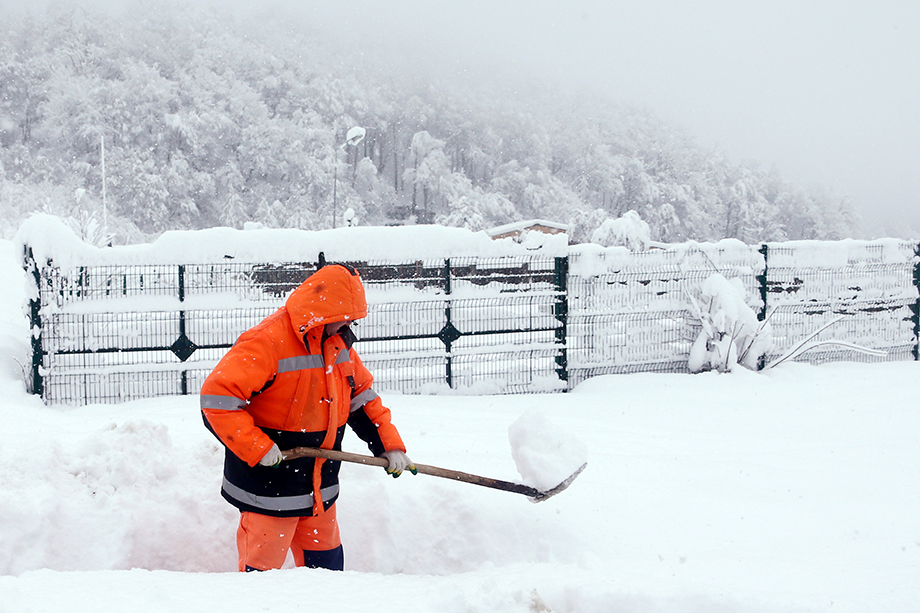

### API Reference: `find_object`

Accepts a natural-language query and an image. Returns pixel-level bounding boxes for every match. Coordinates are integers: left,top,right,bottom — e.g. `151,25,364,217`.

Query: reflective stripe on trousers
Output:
222,477,340,513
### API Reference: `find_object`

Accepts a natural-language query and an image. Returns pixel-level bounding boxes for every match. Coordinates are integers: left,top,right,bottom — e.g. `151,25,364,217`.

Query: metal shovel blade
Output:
528,462,588,503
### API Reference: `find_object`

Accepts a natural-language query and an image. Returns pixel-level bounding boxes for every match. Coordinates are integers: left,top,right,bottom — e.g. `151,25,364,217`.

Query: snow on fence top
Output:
763,238,916,267
569,237,917,277
18,213,916,274
15,214,570,269
568,238,759,279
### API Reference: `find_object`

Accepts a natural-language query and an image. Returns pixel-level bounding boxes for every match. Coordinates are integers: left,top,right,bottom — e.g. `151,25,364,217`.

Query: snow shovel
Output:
281,446,586,503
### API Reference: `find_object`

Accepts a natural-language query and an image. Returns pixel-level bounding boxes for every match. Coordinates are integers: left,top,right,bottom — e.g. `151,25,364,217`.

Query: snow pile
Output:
0,399,236,576
508,410,588,492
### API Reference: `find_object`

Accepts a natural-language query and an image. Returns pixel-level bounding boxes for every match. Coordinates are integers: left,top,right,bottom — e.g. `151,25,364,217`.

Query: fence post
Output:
170,266,195,376
554,256,569,386
754,244,769,371
913,242,920,361
437,258,460,388
77,266,87,299
756,244,769,322
23,246,44,399
169,264,198,393
177,264,189,395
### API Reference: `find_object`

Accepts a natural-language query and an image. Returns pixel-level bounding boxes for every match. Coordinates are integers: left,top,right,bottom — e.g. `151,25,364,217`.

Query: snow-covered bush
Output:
60,208,116,248
590,210,651,251
687,273,773,373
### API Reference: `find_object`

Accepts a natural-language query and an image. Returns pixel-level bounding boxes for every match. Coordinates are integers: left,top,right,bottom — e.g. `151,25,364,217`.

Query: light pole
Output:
100,132,107,239
332,126,366,228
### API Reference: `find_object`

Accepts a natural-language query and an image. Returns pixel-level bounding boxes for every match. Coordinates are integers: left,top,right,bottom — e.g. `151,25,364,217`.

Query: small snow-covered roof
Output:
485,219,570,239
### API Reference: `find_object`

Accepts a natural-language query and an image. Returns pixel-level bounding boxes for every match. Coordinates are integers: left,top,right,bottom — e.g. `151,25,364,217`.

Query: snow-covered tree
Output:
0,3,856,243
590,210,651,251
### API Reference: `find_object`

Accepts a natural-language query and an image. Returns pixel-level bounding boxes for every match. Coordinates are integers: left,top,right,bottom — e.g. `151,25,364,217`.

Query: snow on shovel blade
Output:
527,462,588,503
281,446,586,502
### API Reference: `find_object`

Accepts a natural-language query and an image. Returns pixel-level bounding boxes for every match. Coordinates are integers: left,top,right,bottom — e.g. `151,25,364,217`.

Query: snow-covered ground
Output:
0,235,918,612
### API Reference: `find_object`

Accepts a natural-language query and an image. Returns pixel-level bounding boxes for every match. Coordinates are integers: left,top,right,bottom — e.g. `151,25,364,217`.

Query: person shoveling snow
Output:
201,263,416,573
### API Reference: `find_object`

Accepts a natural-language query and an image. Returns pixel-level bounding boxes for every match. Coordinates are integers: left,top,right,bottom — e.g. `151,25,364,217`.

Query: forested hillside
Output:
0,3,855,245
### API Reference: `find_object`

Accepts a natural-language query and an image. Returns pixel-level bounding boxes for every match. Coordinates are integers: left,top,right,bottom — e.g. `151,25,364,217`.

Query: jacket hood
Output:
285,264,368,335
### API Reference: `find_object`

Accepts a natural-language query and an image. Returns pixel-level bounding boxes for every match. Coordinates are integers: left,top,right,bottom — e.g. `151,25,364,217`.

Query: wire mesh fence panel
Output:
44,370,186,405
358,356,450,394
360,299,448,339
566,261,704,389
450,295,561,334
184,308,275,348
44,311,182,354
567,243,762,378
567,310,696,379
27,253,569,404
24,241,920,405
764,301,917,365
450,347,565,392
39,265,183,310
764,241,918,364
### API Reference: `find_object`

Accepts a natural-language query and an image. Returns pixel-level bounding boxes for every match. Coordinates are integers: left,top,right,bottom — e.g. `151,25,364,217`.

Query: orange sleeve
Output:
349,350,406,453
200,330,278,466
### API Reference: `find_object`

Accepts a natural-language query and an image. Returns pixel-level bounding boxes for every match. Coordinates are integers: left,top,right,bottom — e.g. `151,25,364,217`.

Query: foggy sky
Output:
299,0,920,238
5,0,919,237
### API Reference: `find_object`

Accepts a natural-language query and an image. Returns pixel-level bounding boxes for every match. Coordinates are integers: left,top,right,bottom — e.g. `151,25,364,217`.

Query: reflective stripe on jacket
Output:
200,264,406,517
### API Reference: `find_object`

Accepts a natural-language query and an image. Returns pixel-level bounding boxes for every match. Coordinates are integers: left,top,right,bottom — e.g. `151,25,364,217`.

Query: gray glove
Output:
258,443,283,468
381,449,417,478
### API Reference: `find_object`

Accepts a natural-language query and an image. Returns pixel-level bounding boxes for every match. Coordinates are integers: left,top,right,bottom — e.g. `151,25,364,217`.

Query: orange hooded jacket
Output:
201,264,406,517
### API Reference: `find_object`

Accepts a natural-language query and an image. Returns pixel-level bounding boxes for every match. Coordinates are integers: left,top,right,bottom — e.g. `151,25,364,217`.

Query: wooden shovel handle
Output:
281,446,542,498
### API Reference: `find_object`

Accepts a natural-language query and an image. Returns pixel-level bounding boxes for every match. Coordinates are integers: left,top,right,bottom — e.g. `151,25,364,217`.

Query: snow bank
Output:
4,356,920,612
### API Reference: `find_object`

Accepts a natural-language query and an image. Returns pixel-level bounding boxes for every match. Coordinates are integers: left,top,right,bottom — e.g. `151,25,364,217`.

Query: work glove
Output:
258,443,283,468
381,449,417,478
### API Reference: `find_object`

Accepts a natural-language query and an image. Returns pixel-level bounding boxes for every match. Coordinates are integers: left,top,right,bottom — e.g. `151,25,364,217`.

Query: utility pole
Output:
332,126,366,228
101,133,107,239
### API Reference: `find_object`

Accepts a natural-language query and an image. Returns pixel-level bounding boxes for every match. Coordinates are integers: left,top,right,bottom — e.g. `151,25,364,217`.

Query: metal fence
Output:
760,242,919,365
24,240,920,405
26,252,567,404
566,240,920,386
566,244,762,384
